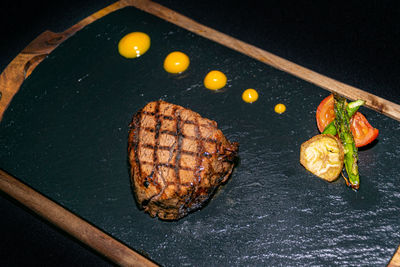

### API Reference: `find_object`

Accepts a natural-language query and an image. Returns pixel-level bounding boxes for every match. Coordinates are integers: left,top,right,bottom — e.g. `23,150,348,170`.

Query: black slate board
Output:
1,6,400,266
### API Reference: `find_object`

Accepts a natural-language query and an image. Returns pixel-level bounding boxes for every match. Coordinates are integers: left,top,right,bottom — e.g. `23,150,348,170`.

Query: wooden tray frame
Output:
0,0,399,265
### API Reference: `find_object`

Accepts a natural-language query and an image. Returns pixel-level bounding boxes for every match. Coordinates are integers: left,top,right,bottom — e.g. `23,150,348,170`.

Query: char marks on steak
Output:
128,100,238,220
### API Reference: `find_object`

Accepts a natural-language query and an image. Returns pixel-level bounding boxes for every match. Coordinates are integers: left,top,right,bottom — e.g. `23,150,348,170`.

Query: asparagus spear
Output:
334,94,360,189
322,99,365,135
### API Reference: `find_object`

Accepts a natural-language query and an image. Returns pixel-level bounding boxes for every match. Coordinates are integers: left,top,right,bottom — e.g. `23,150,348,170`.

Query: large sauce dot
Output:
204,70,227,90
242,88,259,103
118,32,150,58
163,51,190,73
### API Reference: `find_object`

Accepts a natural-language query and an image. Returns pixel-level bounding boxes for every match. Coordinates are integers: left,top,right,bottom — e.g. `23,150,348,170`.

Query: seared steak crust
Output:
128,100,238,220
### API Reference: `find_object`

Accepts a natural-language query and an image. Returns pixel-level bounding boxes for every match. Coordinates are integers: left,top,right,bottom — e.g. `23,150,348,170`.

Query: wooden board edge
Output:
1,0,400,122
124,0,400,122
0,0,130,121
389,246,400,267
0,169,159,267
0,0,398,265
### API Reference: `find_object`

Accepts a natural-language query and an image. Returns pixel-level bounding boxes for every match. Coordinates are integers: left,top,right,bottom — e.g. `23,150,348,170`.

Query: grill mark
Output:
141,143,155,149
160,130,177,135
179,120,215,128
142,111,155,116
180,150,197,156
141,101,168,206
159,145,178,152
139,143,197,156
194,116,204,185
163,115,174,120
150,101,162,181
175,109,183,195
138,139,217,150
142,128,219,144
133,112,142,179
182,120,196,125
143,127,154,133
182,115,204,209
192,136,219,144
136,161,196,171
142,111,174,121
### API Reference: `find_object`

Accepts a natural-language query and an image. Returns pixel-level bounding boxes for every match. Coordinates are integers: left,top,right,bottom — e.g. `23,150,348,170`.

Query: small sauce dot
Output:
242,88,259,103
274,103,286,114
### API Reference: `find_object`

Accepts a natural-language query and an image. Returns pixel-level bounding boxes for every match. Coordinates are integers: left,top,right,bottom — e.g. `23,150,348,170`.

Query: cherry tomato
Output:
316,94,336,133
316,94,379,147
350,112,379,147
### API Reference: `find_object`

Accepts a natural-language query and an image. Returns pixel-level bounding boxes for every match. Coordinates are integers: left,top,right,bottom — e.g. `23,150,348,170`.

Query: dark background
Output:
0,0,399,265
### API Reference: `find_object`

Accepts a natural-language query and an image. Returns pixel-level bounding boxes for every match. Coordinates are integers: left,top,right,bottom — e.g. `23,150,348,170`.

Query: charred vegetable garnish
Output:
300,134,344,182
334,94,360,189
316,94,378,147
300,93,375,190
322,99,365,136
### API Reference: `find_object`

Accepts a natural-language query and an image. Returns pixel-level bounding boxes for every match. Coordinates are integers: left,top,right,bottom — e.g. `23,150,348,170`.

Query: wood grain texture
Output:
0,169,158,267
0,1,130,121
1,0,400,121
126,0,400,121
389,248,400,267
0,0,399,265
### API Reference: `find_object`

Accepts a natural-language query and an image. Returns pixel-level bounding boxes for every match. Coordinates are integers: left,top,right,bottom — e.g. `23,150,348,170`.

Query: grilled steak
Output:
128,100,239,220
